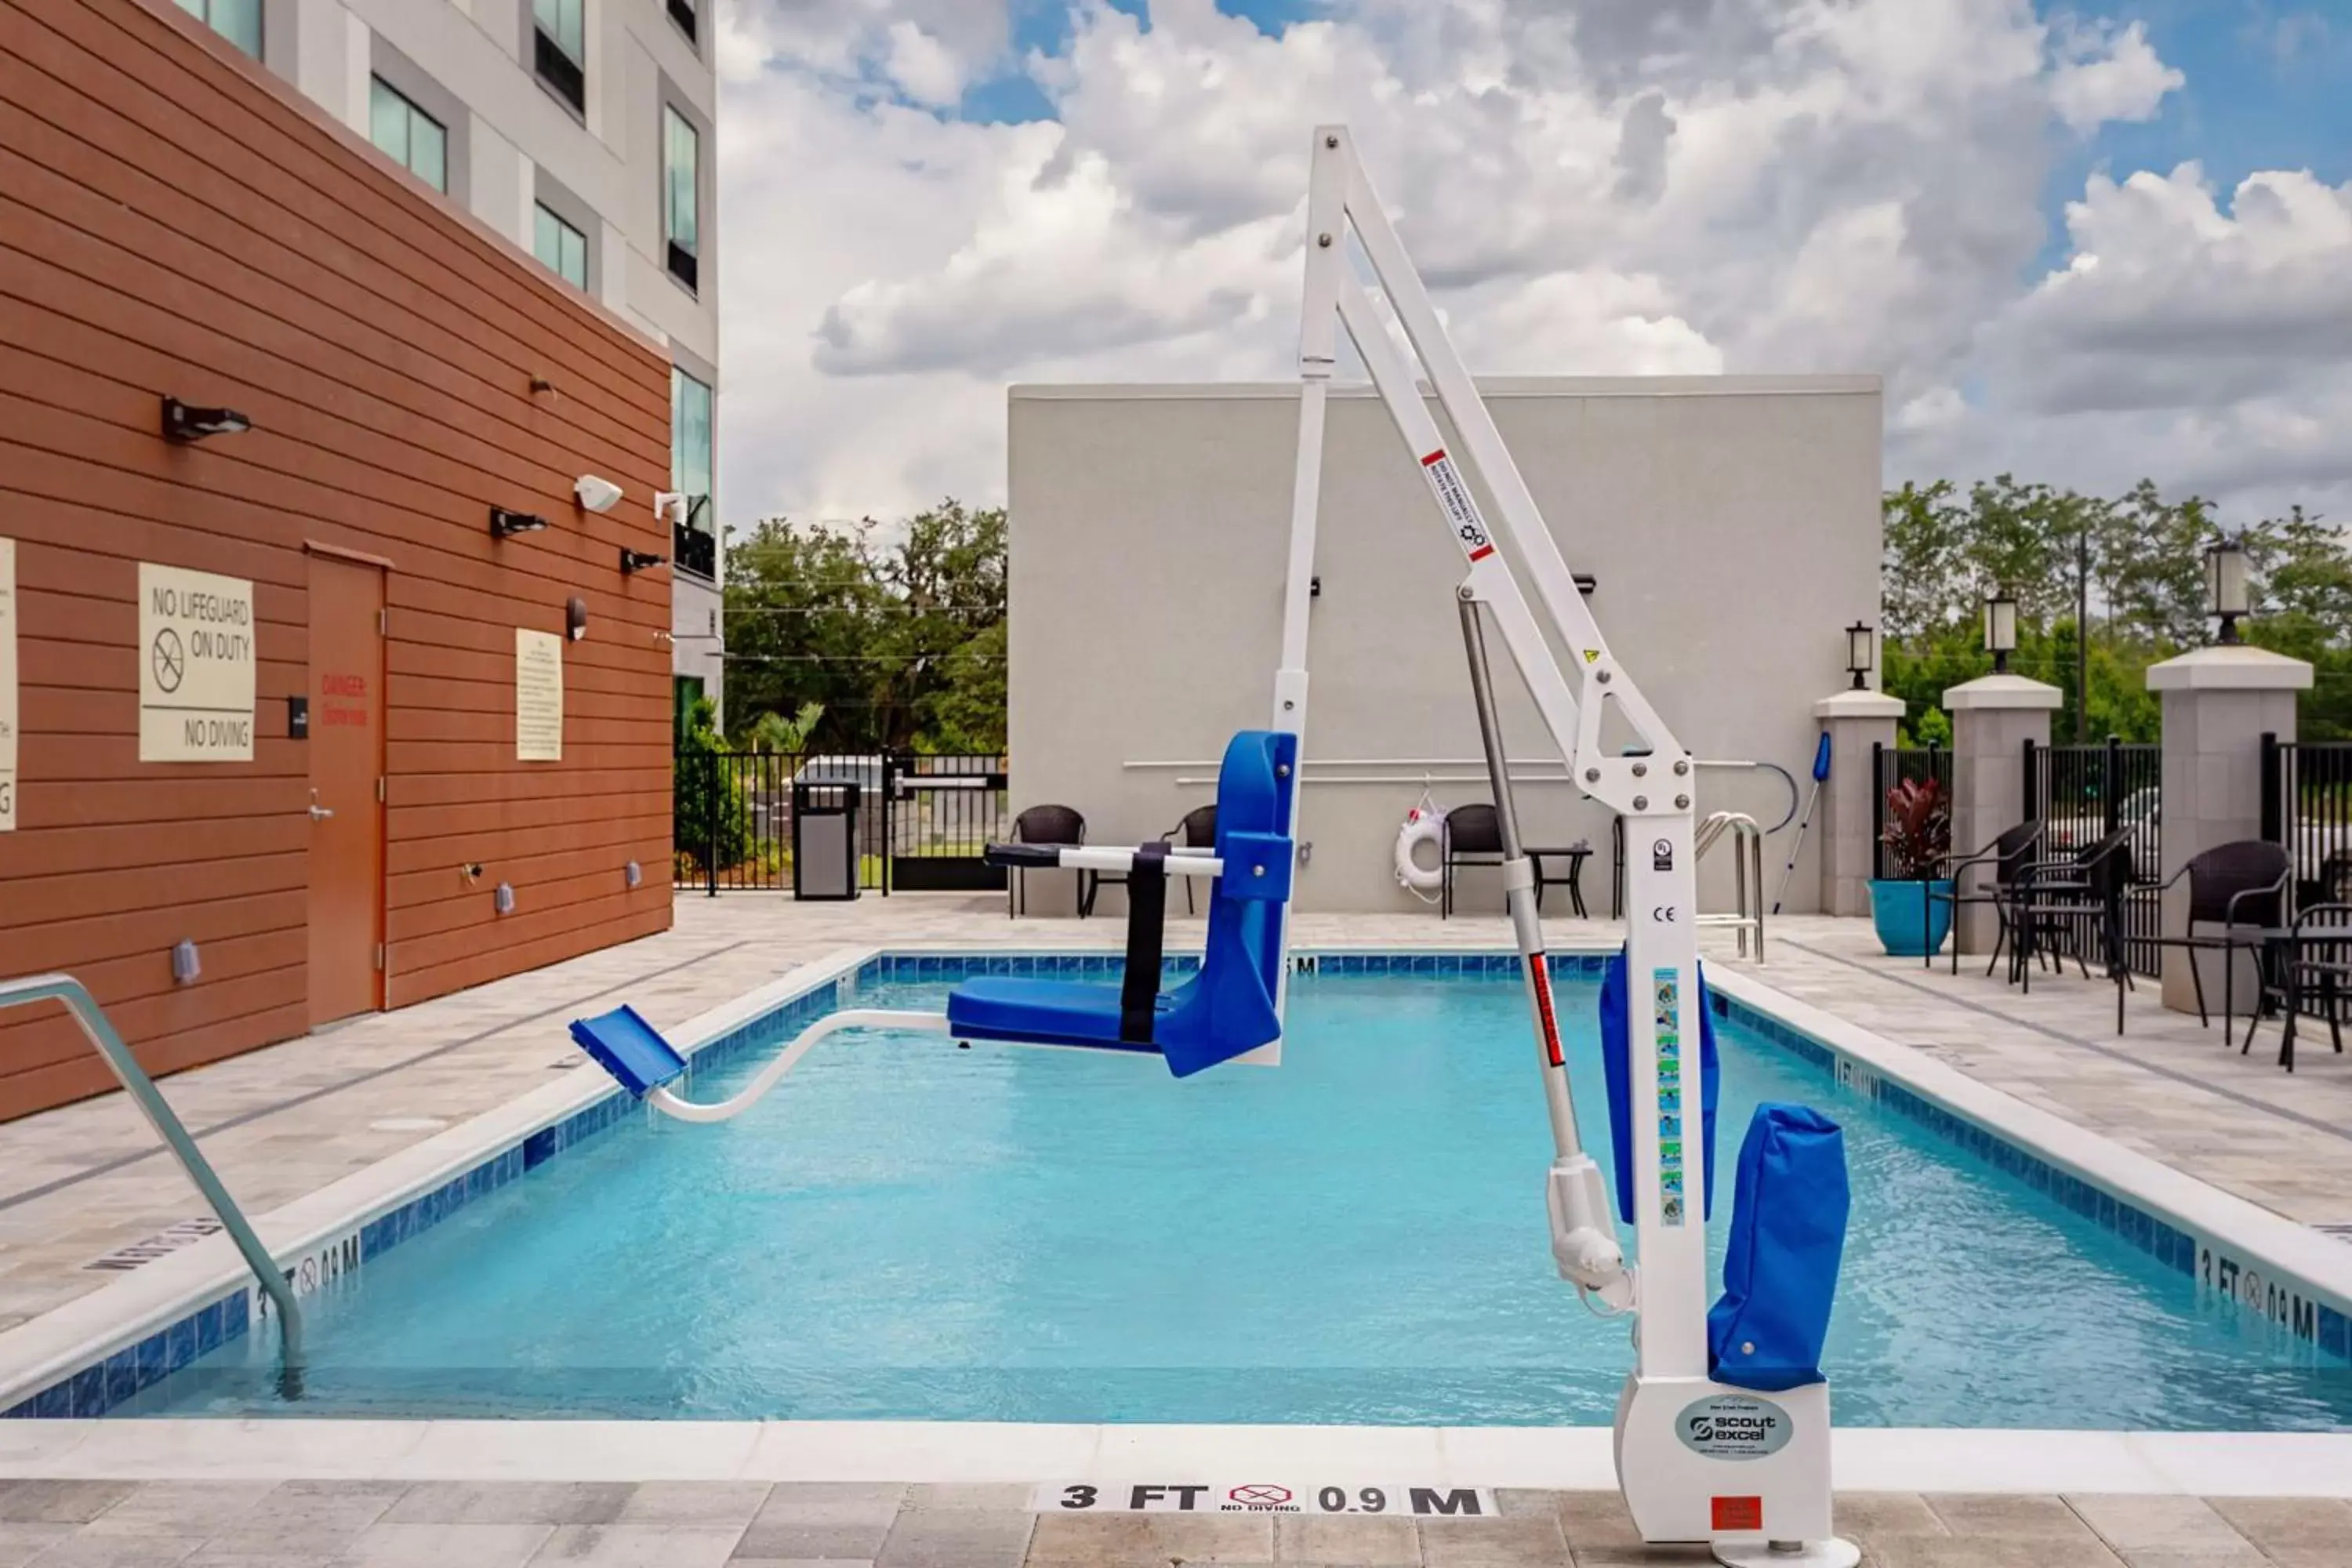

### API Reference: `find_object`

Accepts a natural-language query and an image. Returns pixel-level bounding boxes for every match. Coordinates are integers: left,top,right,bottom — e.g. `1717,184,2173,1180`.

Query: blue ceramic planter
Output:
1868,878,1953,957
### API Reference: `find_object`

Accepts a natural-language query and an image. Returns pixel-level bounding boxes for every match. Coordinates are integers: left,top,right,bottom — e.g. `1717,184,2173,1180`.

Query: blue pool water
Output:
122,971,2350,1428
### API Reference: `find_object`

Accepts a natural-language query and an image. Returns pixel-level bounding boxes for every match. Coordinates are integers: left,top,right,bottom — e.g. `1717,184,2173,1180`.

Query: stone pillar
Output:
1944,673,2062,953
1812,689,1905,916
2148,644,2313,1014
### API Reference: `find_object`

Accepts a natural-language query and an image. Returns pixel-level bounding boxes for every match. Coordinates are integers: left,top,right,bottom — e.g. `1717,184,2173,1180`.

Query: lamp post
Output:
1983,590,2018,675
2206,537,2250,646
1845,622,1875,691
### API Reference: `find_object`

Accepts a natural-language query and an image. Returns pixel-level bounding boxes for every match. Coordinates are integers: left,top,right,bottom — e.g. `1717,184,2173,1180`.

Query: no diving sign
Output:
1029,1481,1497,1517
139,563,256,762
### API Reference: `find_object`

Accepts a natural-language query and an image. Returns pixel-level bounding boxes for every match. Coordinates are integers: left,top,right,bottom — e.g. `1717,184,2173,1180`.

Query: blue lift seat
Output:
948,731,1298,1077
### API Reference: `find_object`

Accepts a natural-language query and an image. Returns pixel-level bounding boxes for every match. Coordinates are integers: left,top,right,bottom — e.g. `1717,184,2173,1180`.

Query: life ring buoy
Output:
1396,804,1446,894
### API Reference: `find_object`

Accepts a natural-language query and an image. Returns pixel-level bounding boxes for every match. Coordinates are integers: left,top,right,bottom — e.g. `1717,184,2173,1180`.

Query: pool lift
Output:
569,125,1853,1567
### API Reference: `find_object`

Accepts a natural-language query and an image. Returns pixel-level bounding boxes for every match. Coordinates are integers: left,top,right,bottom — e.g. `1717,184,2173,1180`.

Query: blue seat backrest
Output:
1156,730,1297,1076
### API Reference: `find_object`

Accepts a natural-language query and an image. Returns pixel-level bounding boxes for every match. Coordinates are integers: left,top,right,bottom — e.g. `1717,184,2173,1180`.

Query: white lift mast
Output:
1272,126,1856,1568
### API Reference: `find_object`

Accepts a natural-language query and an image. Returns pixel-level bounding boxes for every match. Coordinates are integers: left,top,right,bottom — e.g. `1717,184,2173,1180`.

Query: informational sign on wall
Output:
137,562,256,763
0,538,17,831
515,629,564,762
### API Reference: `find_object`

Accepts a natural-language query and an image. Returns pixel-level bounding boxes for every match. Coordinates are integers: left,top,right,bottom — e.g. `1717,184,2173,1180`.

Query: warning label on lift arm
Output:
1421,449,1495,564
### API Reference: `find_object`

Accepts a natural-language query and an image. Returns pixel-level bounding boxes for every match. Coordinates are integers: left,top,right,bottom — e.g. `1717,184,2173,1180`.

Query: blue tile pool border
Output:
6,948,2343,1417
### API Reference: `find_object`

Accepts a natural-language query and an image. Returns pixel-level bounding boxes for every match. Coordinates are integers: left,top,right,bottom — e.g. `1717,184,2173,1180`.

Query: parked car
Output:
2048,786,2159,869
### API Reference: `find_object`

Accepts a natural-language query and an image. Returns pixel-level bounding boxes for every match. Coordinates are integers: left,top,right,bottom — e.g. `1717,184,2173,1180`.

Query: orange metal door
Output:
307,556,386,1026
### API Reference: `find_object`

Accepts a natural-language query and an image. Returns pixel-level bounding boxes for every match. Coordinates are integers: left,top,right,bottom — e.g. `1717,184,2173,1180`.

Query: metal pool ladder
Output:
0,974,304,1395
1694,811,1766,961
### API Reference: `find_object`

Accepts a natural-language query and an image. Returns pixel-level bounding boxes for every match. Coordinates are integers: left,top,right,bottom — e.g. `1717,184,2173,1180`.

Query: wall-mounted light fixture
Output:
566,596,590,641
491,506,550,539
1983,590,2019,674
625,861,643,890
494,882,516,916
620,548,670,575
2205,536,2250,645
162,397,252,443
1846,622,1875,691
575,476,623,514
171,939,201,985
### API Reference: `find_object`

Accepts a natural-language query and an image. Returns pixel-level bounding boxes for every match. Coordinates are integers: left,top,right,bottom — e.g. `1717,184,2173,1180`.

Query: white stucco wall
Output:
1007,376,1883,916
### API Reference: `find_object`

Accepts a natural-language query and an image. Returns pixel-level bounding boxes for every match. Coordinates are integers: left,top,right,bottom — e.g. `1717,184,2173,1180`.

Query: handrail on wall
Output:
0,974,304,1396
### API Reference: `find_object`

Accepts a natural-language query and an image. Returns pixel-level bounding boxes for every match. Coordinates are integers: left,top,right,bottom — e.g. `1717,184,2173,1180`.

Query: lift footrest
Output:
568,1004,689,1098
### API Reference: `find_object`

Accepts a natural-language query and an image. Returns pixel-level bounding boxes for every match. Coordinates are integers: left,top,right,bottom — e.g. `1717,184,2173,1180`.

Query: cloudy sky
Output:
711,0,2352,532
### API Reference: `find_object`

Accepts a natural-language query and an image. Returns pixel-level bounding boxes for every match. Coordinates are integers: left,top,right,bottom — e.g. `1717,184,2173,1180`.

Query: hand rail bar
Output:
1693,812,1767,962
0,974,303,1393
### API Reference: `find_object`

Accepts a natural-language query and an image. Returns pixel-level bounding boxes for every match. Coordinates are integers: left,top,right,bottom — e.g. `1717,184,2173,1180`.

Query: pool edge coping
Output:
0,942,2347,1421
2,1419,2351,1497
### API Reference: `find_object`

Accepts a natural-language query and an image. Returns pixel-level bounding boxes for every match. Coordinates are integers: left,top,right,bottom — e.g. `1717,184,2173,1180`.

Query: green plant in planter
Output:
1868,778,1955,956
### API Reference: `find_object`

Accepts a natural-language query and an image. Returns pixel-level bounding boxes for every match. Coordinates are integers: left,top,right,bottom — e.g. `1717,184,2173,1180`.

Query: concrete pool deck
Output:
0,1467,2347,1566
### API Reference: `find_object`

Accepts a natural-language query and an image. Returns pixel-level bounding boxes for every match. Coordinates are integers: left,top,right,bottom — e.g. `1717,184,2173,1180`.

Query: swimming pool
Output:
106,964,2352,1428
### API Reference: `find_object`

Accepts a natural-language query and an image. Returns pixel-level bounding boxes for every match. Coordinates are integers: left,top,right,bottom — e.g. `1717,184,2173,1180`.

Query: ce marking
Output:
1651,906,1679,923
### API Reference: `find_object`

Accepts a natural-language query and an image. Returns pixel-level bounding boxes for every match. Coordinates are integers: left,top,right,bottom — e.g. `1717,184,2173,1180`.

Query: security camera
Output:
575,476,624,514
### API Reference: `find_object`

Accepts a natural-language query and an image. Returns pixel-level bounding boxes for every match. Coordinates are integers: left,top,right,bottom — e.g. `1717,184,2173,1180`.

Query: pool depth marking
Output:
1033,1481,1498,1517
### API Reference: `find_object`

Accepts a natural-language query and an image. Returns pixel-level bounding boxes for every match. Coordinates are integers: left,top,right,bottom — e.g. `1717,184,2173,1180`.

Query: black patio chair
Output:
1007,804,1087,918
1442,804,1504,919
2274,902,2352,1073
1922,820,2043,977
2140,840,2288,1039
2011,827,2139,1033
1162,804,1217,915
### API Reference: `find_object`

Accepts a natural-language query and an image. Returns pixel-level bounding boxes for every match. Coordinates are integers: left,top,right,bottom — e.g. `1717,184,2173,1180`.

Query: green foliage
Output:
724,501,1007,753
1882,476,2347,746
749,702,826,754
673,695,750,874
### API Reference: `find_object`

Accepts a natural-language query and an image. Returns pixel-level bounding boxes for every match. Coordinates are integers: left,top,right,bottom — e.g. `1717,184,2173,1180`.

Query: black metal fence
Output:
2024,737,2163,975
2262,735,2352,909
673,750,1011,895
1870,742,1951,880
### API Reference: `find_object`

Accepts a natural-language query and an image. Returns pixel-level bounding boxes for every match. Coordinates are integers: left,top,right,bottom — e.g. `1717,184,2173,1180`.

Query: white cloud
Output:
2047,17,2185,132
714,0,2351,536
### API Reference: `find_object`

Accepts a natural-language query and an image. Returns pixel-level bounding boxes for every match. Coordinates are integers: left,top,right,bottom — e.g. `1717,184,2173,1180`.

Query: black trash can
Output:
792,782,861,902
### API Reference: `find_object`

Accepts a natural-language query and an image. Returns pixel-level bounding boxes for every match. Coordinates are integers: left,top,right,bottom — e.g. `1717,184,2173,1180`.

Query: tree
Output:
749,702,825,754
720,500,1008,753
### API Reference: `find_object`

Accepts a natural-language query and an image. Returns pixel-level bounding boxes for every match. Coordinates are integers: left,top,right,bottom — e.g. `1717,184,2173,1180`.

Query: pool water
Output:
122,972,2351,1427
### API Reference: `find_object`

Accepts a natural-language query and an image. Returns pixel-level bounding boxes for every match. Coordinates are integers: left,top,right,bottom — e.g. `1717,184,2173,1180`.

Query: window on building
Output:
368,77,447,192
666,0,697,45
671,367,715,579
532,0,585,114
533,203,588,289
173,0,262,58
662,106,699,292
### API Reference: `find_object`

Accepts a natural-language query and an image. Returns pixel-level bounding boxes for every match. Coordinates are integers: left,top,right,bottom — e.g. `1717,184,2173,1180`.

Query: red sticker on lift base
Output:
1711,1496,1764,1532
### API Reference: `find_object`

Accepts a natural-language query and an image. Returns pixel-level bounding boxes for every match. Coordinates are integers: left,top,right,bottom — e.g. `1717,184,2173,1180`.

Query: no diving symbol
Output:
1229,1485,1290,1506
151,628,186,694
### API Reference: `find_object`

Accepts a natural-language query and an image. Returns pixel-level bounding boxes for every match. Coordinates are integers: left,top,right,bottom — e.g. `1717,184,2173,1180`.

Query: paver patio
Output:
0,1478,2343,1566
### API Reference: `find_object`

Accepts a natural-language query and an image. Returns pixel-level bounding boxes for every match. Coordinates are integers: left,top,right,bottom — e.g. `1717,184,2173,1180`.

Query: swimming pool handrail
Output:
0,974,304,1389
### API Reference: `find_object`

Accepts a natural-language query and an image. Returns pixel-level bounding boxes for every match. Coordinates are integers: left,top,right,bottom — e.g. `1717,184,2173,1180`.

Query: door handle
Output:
310,790,335,822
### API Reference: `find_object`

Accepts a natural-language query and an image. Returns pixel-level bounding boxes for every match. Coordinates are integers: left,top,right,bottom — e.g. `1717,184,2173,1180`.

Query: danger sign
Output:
139,563,256,762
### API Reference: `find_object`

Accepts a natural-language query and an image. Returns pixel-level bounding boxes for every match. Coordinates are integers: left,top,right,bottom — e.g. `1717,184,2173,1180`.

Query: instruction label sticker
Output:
1420,448,1494,563
1654,967,1686,1227
138,562,255,762
1031,1483,1497,1518
0,538,15,830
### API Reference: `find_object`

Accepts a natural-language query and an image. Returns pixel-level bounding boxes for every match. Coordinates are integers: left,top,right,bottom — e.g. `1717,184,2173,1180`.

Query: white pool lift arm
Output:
1273,126,1855,1568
